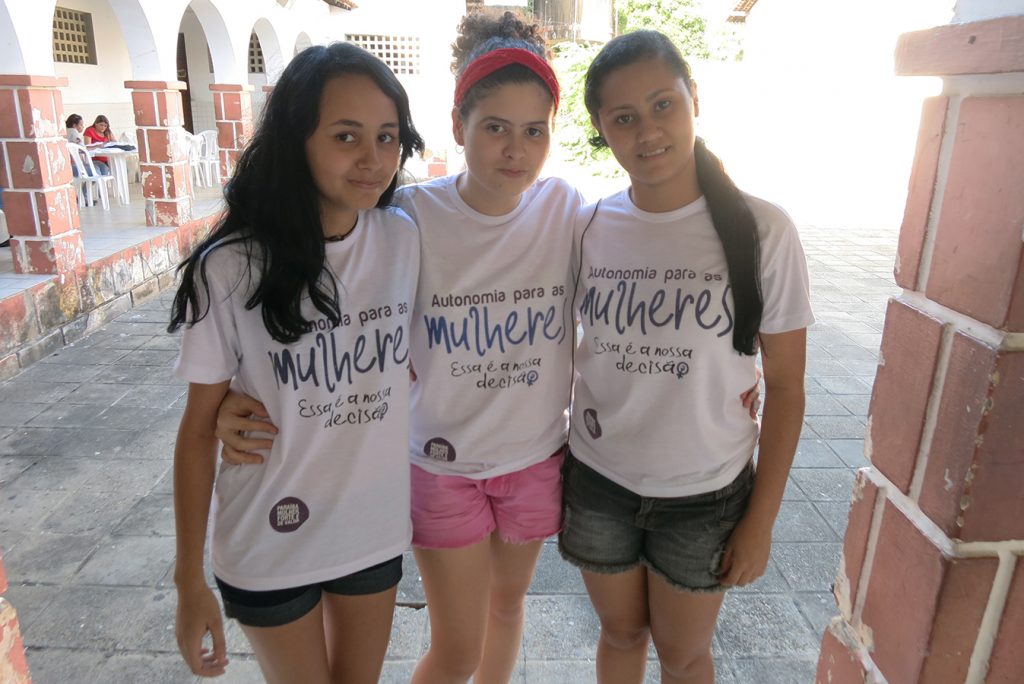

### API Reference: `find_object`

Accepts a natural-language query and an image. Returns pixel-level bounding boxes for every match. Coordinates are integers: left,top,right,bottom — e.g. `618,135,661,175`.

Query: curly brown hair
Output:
450,11,554,118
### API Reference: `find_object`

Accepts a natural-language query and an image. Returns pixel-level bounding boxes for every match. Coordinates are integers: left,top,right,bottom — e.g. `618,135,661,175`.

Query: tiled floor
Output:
0,205,898,682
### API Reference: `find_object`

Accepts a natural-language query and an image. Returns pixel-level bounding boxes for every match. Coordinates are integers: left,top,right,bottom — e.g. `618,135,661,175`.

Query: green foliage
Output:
551,41,624,178
616,0,710,60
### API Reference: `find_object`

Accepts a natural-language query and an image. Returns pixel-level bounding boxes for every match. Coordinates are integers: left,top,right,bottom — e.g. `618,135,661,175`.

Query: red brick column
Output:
817,14,1024,684
210,84,254,181
0,74,83,275
0,554,31,683
126,80,192,227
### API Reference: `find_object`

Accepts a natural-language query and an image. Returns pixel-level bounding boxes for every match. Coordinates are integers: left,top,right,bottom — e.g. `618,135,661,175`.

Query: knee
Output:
488,590,526,626
658,645,712,681
599,622,650,652
426,642,483,680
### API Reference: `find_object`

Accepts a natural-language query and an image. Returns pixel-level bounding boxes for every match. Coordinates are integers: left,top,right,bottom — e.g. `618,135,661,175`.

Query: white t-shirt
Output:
174,208,419,591
398,175,585,478
66,127,85,145
569,190,814,497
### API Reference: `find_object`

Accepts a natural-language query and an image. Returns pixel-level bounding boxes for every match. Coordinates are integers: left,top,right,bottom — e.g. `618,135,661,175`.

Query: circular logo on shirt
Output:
269,497,309,533
583,408,602,439
424,437,456,462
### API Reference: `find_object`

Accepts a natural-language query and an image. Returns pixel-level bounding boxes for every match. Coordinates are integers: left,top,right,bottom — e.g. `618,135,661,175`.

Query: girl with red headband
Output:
216,12,582,683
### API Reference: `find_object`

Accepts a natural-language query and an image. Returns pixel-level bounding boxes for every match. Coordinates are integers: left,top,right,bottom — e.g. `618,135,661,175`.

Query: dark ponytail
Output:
583,30,762,355
693,137,762,354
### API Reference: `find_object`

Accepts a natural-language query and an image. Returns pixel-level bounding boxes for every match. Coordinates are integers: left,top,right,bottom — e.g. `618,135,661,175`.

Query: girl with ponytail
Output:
560,30,814,683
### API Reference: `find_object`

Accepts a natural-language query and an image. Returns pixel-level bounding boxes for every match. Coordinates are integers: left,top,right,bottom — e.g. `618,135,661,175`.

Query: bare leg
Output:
473,537,544,684
322,586,397,683
411,538,492,684
240,600,331,684
581,567,650,684
647,571,725,684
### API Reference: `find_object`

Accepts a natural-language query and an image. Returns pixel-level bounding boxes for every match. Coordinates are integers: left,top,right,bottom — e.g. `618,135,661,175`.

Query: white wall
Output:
56,0,136,141
695,0,956,229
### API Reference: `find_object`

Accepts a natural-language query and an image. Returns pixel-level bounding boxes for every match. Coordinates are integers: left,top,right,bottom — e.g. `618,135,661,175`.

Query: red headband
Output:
454,48,560,112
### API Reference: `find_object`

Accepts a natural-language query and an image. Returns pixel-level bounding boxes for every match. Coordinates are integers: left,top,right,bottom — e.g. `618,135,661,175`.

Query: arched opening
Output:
294,31,312,57
250,18,284,126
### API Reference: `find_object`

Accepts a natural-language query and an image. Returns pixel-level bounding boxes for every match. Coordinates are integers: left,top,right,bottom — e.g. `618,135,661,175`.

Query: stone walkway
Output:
0,221,898,683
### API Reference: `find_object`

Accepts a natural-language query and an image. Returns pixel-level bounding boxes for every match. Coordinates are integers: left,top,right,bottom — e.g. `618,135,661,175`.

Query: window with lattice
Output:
249,32,265,74
345,35,420,75
52,7,97,65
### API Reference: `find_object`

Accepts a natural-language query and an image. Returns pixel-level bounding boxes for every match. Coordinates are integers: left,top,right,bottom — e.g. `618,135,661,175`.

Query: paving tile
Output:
86,653,197,684
25,403,108,428
732,656,818,683
773,501,838,542
23,586,177,651
380,661,419,683
112,349,179,367
794,591,839,637
803,415,866,440
22,647,106,684
95,404,163,430
716,594,819,658
4,584,60,634
782,474,806,501
7,363,104,384
61,382,133,405
78,458,169,495
114,384,186,408
112,430,178,461
814,501,854,539
772,543,842,592
113,493,175,537
522,595,600,659
792,439,846,468
790,468,856,502
37,346,129,366
0,487,73,533
11,455,110,492
815,376,874,394
3,532,102,583
827,439,869,468
803,394,852,416
531,542,587,594
74,536,176,586
0,381,77,404
47,428,139,459
0,402,48,427
836,394,871,417
388,605,428,660
39,490,142,535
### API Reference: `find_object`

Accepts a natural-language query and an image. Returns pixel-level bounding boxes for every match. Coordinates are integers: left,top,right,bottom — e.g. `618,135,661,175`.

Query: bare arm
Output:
174,380,231,676
719,328,806,586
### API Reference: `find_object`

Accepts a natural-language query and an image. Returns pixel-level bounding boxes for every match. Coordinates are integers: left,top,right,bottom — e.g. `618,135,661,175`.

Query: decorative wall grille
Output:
248,32,265,74
53,7,97,65
346,34,420,75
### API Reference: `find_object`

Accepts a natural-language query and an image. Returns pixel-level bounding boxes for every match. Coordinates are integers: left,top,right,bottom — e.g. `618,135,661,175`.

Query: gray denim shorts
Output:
558,452,754,593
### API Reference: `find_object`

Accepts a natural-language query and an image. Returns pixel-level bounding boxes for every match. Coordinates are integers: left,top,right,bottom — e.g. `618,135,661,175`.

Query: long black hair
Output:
168,42,424,343
452,11,552,118
584,30,763,355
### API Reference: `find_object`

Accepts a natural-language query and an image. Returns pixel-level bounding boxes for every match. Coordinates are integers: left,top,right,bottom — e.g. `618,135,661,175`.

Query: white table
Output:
89,146,138,205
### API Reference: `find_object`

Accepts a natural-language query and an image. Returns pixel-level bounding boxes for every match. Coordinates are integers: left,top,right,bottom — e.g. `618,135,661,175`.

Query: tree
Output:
615,0,710,60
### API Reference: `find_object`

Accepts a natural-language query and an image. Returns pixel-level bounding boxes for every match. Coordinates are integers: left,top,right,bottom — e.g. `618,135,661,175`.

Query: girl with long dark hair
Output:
168,42,423,682
559,30,813,683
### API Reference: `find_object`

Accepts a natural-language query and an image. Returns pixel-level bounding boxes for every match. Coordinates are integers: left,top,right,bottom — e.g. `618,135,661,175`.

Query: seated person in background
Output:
83,115,113,174
65,114,85,146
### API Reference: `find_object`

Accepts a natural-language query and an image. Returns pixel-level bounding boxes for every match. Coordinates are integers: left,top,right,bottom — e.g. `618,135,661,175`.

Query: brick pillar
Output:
0,75,83,275
816,14,1024,684
210,84,254,181
126,80,192,227
0,554,31,683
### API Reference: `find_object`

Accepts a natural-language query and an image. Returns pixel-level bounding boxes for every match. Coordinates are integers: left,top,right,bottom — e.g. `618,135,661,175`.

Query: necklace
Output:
324,216,358,242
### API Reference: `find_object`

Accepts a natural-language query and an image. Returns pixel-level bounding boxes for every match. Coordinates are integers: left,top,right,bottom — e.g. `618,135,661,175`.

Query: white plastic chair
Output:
185,133,207,190
198,129,222,185
67,142,114,210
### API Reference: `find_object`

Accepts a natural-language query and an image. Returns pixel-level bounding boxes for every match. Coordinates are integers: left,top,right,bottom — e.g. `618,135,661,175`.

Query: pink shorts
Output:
411,450,565,549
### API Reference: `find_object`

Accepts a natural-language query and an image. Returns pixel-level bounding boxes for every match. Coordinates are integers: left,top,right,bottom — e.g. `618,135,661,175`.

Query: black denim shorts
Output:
215,555,403,627
558,452,754,593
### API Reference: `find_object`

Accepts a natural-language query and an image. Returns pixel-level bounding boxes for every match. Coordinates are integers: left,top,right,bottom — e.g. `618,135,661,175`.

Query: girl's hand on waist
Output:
216,389,277,465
